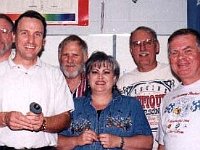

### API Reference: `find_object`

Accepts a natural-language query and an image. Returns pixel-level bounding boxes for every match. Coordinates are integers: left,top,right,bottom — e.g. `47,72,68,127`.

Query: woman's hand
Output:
76,129,98,146
98,133,121,149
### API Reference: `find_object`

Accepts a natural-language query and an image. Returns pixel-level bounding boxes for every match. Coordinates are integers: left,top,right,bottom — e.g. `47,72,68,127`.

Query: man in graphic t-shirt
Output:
157,28,200,150
117,26,179,150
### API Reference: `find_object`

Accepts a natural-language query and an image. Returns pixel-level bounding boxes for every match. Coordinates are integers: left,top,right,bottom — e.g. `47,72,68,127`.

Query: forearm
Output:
44,111,71,133
122,135,153,150
157,144,165,150
57,135,78,150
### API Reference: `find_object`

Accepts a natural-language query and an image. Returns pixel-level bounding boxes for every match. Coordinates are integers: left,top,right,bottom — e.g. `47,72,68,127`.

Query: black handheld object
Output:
30,102,42,114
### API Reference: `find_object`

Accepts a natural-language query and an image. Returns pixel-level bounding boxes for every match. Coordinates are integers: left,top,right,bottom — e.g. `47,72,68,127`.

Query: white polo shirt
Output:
0,58,74,149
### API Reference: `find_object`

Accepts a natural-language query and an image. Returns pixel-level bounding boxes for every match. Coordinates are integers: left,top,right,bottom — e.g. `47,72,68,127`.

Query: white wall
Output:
47,0,187,35
41,0,187,76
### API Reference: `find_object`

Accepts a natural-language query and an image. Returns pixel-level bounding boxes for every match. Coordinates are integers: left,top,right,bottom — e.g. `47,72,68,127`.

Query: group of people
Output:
0,10,199,150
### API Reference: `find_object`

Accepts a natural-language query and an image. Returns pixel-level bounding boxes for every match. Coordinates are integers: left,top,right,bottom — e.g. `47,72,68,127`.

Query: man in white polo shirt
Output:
0,10,74,149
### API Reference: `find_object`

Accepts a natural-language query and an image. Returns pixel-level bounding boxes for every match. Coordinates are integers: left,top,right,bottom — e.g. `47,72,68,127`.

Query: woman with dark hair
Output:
58,51,153,150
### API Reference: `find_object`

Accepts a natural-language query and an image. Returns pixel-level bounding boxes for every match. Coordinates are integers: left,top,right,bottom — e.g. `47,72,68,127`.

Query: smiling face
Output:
87,62,117,94
14,17,45,66
169,34,200,85
130,29,159,72
59,41,87,79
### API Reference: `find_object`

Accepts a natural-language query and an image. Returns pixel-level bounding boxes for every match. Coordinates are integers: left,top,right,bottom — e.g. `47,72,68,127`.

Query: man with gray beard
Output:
58,35,88,98
58,35,88,149
0,14,14,62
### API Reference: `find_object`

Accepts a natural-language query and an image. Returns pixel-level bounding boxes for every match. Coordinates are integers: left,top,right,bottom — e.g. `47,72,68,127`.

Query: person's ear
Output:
13,33,16,43
113,76,117,85
11,33,16,49
156,42,160,54
84,52,88,63
130,48,133,53
87,74,89,79
42,39,46,47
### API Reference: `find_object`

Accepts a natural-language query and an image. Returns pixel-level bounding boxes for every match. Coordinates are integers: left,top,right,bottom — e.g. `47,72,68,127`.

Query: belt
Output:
0,146,56,150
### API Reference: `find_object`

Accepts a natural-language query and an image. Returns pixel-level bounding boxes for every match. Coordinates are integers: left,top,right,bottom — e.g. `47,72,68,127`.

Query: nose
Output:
66,55,74,63
28,34,35,43
177,51,186,60
140,42,146,51
97,72,103,79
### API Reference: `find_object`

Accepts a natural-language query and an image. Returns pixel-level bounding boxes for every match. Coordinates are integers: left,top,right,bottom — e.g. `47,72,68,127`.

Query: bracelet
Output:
119,137,124,149
40,119,47,131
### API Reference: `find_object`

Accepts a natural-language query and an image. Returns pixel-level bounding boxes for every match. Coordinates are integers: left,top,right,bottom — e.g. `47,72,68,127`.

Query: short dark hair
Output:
129,26,158,46
85,51,120,81
0,13,14,30
168,28,200,46
13,10,47,38
58,35,88,54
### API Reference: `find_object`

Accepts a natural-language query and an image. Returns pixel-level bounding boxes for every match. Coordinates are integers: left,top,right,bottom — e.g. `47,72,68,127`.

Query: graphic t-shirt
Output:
117,63,179,149
157,79,200,150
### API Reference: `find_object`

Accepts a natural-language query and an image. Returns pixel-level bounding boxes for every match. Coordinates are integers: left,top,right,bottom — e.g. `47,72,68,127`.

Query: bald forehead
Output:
0,18,13,29
133,29,153,37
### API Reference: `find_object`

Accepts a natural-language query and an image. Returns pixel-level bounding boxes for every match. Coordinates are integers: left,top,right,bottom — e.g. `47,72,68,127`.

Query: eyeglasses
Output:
0,28,12,35
131,39,156,49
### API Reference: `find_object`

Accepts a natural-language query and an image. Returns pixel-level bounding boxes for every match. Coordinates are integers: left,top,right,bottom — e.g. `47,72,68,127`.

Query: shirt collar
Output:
8,57,42,69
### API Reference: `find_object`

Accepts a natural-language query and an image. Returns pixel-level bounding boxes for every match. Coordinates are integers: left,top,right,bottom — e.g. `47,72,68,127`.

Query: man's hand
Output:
26,112,44,132
4,111,33,131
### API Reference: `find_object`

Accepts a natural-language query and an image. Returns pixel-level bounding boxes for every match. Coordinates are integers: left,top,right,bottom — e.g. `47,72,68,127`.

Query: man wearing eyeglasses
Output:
117,26,180,150
0,14,14,62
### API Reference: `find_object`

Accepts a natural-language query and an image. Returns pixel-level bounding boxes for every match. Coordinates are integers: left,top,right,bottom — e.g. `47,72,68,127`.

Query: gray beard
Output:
63,70,81,78
61,64,84,79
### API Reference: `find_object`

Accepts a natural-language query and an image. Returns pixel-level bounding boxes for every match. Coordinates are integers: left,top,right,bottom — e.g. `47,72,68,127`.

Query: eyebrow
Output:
170,45,193,51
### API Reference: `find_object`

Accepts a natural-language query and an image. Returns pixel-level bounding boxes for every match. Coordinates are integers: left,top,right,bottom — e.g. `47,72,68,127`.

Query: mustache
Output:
65,63,77,67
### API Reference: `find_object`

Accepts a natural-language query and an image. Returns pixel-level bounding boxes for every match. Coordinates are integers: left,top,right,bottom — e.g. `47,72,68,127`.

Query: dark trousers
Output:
0,146,56,150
